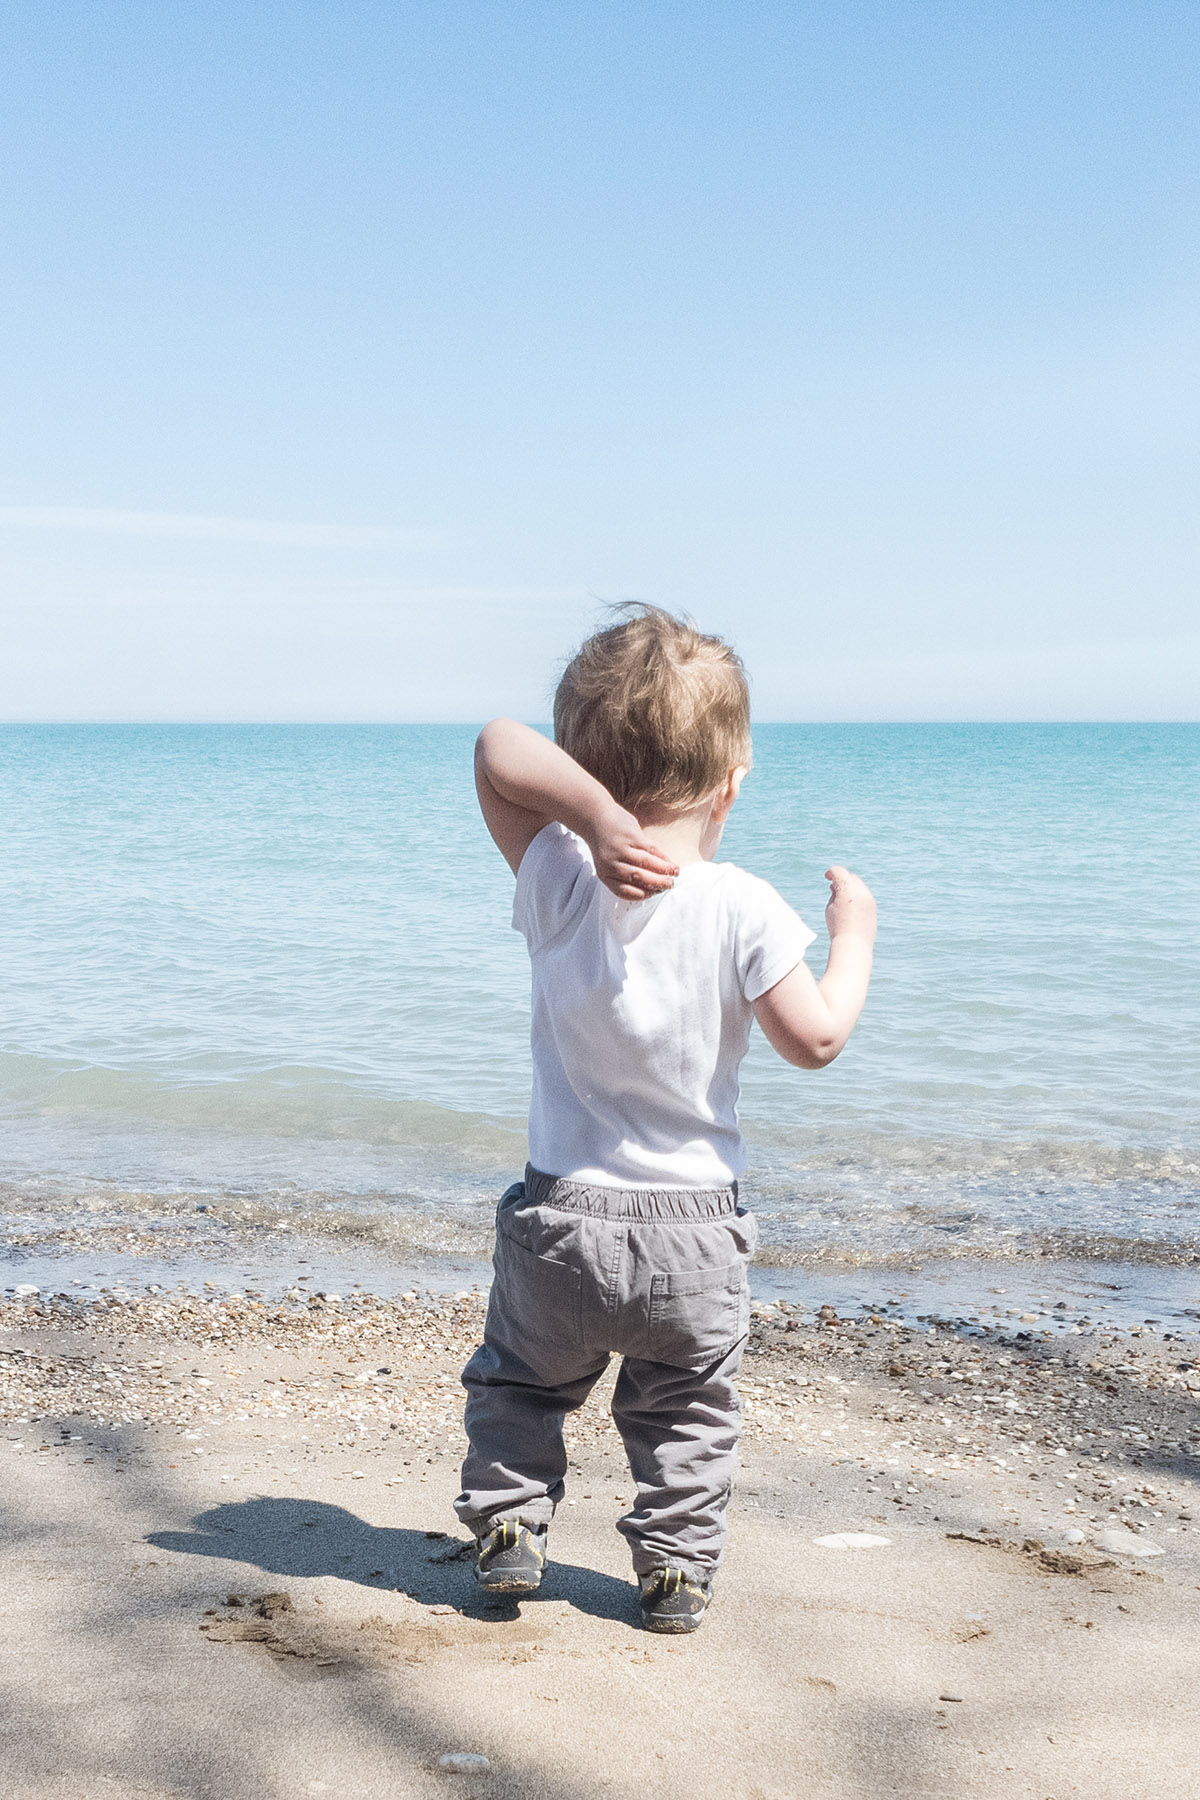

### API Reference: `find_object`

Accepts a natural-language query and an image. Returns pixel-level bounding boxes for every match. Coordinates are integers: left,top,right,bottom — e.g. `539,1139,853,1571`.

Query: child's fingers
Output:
608,865,673,900
614,855,674,885
623,870,674,891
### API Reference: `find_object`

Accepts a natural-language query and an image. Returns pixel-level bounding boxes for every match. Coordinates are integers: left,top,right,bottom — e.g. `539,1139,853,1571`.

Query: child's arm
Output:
753,867,876,1068
475,719,679,901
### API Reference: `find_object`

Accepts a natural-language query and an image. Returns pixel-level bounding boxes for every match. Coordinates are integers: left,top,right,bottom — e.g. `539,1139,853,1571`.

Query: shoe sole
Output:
476,1572,543,1594
641,1610,705,1634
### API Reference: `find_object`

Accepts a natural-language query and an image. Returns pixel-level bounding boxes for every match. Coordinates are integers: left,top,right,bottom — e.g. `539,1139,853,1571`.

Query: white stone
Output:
1093,1528,1165,1558
437,1753,491,1774
1062,1528,1086,1545
13,1284,39,1297
813,1532,892,1550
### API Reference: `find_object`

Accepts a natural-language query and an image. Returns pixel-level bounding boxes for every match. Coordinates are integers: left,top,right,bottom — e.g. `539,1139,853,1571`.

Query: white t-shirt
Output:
513,823,816,1189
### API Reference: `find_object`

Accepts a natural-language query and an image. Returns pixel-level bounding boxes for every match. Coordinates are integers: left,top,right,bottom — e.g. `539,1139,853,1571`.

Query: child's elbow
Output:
778,1024,844,1069
757,1003,844,1070
794,1037,841,1070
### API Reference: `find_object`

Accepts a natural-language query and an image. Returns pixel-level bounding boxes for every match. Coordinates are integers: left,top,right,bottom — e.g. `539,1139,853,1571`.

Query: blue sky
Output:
2,3,1198,721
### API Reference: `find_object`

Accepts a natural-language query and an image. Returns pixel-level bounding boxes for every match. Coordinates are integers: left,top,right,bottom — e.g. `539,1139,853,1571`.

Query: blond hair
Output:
554,605,751,812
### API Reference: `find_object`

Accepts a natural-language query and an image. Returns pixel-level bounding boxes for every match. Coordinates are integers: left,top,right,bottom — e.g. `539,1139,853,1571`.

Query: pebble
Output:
12,1285,39,1298
1062,1528,1087,1546
939,1693,964,1704
437,1753,491,1774
1093,1529,1165,1558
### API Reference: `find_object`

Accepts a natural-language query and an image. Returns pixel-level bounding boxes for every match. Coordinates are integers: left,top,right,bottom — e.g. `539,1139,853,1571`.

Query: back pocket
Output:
648,1262,748,1369
492,1225,584,1367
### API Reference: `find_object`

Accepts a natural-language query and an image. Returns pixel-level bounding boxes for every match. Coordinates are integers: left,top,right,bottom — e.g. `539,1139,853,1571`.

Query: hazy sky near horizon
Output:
3,3,1198,722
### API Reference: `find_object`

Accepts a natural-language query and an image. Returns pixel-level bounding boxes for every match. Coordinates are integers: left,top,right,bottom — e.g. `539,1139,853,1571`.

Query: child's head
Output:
554,605,751,814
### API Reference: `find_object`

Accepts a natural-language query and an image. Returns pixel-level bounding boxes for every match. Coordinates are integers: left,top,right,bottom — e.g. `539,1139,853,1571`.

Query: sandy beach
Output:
2,1283,1198,1799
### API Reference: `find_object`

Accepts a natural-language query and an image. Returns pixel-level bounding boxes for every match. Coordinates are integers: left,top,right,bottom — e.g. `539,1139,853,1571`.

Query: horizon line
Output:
0,718,1195,729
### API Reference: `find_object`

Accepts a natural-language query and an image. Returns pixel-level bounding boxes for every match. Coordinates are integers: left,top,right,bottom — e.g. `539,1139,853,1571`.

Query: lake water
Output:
1,724,1197,1307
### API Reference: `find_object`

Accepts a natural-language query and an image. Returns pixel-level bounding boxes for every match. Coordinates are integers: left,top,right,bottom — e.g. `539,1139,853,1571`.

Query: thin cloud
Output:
0,506,413,550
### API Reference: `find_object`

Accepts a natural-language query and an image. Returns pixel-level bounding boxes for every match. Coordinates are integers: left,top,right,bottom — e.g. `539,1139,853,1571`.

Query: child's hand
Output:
824,867,877,943
590,805,680,901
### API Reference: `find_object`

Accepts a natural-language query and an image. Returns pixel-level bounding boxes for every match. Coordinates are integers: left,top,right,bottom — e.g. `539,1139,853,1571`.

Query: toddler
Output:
455,606,876,1631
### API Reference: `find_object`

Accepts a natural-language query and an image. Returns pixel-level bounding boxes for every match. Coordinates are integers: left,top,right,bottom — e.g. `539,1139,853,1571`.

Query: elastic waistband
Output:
524,1164,739,1222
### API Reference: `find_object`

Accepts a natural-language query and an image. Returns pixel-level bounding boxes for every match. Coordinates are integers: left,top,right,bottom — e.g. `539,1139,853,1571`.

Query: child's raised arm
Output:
475,719,679,901
753,866,876,1068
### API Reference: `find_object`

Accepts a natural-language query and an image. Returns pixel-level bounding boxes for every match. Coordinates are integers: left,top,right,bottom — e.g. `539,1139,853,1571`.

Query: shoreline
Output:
4,1242,1199,1341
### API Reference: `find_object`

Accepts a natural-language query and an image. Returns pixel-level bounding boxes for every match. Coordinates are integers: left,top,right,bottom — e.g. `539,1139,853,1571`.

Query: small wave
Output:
2,1052,1197,1189
1,1054,1198,1271
0,1052,525,1157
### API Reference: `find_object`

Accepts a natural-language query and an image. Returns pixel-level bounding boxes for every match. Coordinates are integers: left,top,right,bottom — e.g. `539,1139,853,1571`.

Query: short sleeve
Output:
732,871,817,1002
512,823,597,952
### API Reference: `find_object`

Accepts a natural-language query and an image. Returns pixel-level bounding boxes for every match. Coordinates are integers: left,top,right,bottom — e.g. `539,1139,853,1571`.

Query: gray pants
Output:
455,1168,757,1582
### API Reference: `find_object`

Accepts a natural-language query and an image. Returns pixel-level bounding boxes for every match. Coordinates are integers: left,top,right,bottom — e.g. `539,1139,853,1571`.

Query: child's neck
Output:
633,799,724,867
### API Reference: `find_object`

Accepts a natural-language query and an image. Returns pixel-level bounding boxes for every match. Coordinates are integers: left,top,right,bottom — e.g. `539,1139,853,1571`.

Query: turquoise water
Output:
0,724,1197,1274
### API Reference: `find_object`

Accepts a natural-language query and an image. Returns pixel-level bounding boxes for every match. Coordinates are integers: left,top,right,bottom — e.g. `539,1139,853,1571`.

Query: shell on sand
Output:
812,1532,892,1550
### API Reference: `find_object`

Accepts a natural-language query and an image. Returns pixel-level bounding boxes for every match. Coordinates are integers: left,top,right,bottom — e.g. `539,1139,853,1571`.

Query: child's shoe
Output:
638,1566,712,1633
473,1520,547,1594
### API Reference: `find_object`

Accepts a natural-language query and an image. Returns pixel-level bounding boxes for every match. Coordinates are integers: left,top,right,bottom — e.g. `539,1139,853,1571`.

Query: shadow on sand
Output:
148,1494,640,1624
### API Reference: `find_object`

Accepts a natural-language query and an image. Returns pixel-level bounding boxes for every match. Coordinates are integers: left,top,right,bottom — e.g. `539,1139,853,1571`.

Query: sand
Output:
1,1286,1198,1799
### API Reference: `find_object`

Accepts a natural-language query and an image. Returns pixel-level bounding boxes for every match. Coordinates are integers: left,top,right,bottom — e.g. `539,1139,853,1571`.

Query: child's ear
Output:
714,765,747,819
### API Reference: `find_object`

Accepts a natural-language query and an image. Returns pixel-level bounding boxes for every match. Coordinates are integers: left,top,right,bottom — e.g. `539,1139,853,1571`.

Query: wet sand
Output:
2,1285,1199,1799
